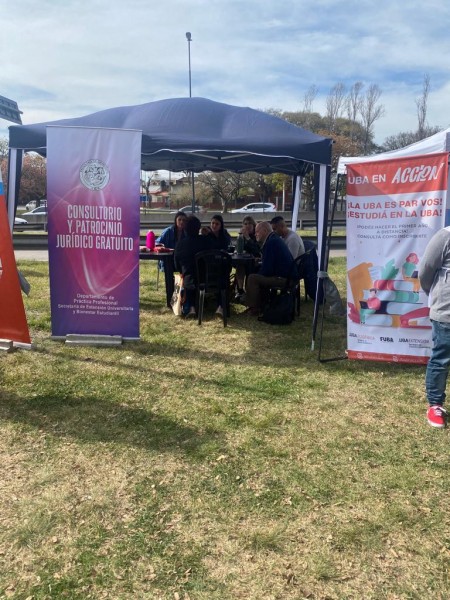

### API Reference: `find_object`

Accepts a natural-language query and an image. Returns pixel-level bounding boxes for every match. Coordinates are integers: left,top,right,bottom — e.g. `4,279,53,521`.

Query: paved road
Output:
15,249,347,262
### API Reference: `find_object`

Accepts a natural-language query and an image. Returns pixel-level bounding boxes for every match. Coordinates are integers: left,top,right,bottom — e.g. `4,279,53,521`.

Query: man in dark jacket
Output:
174,216,213,317
244,221,294,316
419,226,450,428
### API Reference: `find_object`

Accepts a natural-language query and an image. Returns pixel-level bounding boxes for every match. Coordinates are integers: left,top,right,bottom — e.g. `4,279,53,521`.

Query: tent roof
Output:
337,127,450,174
8,96,332,175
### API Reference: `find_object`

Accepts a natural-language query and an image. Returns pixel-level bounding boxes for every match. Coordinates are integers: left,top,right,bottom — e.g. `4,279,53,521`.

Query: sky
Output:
1,0,450,146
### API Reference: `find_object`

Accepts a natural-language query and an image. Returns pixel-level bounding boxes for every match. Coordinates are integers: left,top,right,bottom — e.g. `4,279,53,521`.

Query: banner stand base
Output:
0,339,14,352
65,334,124,347
0,339,33,352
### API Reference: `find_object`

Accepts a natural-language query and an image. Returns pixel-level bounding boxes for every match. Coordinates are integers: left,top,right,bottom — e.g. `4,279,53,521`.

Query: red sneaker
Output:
427,405,448,428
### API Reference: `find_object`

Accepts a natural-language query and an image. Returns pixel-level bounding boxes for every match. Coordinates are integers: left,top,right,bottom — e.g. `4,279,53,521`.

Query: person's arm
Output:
297,235,305,256
157,226,171,246
174,242,183,272
244,237,261,256
419,229,449,294
285,234,301,259
259,241,274,277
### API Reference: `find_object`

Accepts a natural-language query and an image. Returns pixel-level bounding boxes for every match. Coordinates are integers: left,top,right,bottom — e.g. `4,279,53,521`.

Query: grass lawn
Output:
1,257,450,599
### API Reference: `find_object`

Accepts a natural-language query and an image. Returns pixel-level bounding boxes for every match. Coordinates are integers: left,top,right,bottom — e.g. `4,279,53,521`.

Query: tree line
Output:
1,74,440,210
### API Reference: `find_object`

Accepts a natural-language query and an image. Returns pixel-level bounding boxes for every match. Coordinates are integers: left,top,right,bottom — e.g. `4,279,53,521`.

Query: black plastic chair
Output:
195,250,232,327
300,240,318,303
293,252,310,316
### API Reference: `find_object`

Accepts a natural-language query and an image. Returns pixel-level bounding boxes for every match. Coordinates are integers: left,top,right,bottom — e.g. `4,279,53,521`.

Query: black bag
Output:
302,240,319,301
260,291,295,325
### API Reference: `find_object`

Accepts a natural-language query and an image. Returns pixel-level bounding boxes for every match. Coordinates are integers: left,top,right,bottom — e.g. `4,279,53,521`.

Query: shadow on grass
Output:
0,390,224,456
28,344,293,401
18,265,49,279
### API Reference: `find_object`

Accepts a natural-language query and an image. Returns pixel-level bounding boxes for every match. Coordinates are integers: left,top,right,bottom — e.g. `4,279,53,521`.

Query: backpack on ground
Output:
260,290,295,325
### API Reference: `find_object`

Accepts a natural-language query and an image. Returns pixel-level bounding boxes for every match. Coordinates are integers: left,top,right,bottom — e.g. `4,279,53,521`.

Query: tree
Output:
381,75,441,151
416,73,431,138
19,153,47,202
346,81,364,142
196,171,248,213
303,85,318,113
0,137,8,189
360,84,385,153
326,83,346,133
252,174,276,203
0,140,47,203
0,137,8,160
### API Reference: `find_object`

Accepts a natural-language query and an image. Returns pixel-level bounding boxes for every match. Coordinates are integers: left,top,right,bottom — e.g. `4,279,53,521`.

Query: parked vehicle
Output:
25,199,47,211
230,202,276,214
22,206,48,229
170,205,204,214
22,206,48,217
14,216,28,230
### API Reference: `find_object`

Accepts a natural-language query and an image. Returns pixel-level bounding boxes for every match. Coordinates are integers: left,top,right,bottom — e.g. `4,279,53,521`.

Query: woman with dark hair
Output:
157,211,187,249
208,214,232,250
174,216,213,317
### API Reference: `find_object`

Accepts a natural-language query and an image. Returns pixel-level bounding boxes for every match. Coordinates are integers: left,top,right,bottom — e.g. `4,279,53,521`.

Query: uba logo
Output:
79,159,110,191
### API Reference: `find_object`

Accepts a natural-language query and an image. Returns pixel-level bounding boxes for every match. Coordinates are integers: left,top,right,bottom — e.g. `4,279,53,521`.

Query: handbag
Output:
171,273,185,316
260,290,294,325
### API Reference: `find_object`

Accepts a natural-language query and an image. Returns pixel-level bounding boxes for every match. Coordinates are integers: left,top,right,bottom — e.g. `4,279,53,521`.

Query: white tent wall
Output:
337,127,450,174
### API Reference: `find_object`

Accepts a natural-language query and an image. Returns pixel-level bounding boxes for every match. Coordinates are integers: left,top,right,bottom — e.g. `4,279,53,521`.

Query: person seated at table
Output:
205,214,232,250
157,211,187,249
243,221,294,316
234,216,261,301
270,215,305,258
156,211,187,272
241,216,261,256
174,215,214,318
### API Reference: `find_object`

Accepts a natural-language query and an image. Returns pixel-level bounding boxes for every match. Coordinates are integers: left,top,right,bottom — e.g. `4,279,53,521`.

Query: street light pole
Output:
186,32,196,213
186,32,192,98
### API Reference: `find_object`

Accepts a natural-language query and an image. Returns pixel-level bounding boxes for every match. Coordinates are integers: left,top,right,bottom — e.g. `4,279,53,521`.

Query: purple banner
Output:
47,126,142,338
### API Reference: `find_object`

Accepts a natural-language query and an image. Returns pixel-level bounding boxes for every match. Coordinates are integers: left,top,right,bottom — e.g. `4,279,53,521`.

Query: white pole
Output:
7,148,19,231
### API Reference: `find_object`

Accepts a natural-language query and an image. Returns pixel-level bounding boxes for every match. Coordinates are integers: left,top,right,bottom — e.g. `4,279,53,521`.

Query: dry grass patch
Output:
1,258,450,599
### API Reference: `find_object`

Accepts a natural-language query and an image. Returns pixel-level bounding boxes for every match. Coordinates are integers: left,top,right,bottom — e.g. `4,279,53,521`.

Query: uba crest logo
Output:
79,159,110,191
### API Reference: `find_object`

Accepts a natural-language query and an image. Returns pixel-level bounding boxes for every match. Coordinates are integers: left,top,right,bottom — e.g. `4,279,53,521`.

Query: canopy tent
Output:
7,96,333,349
9,96,331,174
337,127,450,174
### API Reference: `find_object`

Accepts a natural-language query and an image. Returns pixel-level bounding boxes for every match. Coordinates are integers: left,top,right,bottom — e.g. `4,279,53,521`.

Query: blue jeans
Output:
426,320,450,406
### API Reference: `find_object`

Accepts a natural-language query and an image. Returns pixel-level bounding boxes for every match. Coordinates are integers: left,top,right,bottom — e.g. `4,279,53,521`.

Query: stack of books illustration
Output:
358,263,428,327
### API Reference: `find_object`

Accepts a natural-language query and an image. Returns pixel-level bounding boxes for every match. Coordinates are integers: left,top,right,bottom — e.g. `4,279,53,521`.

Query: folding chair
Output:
195,250,232,327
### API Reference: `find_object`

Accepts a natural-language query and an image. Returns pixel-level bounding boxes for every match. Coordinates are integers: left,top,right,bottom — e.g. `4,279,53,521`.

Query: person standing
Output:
419,227,450,428
270,216,305,258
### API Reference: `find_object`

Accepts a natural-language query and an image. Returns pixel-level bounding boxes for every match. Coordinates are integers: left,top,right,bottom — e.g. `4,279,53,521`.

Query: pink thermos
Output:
146,231,156,250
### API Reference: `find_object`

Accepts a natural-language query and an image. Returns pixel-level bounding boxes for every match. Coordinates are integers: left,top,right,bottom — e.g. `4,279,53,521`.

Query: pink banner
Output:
346,153,449,364
47,126,142,338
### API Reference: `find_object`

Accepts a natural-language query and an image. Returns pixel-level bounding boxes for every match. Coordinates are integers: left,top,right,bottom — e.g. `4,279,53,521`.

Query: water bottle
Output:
236,233,245,255
146,230,156,250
